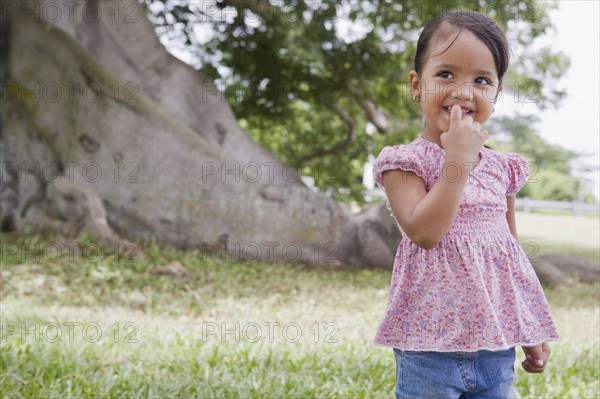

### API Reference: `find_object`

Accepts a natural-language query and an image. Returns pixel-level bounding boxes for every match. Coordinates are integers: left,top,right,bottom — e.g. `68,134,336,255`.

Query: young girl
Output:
372,10,559,398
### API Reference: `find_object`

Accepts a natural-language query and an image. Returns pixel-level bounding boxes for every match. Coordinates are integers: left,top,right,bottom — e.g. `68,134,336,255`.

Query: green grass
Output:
1,231,599,398
515,210,600,264
518,236,600,265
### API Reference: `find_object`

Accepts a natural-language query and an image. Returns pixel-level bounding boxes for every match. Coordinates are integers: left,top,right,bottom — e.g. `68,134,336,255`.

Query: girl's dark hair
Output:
414,10,510,82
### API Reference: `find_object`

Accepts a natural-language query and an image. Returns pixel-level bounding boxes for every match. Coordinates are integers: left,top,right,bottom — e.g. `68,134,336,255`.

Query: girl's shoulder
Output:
372,137,441,186
481,147,530,196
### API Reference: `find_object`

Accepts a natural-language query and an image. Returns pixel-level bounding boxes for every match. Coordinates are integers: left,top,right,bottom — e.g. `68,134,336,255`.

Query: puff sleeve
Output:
505,152,530,196
372,145,424,188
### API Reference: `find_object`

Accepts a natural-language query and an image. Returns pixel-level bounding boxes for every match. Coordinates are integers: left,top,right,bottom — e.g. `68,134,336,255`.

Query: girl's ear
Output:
409,70,420,97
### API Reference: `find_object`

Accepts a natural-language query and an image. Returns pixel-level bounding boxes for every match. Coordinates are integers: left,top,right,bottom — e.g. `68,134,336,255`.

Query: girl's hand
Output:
440,105,489,163
521,342,551,373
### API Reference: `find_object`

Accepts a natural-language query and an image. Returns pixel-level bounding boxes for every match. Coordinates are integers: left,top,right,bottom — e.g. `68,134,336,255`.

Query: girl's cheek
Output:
482,86,499,101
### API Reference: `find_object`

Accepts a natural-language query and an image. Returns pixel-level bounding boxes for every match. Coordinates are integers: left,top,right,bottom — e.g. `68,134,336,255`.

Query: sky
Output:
495,0,600,200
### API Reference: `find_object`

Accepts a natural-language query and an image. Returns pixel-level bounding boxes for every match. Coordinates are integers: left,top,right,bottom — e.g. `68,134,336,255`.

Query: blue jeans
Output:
393,347,516,399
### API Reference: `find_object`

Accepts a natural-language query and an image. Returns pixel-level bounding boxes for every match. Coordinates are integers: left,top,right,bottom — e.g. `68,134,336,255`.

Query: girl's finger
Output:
450,104,462,130
522,361,542,373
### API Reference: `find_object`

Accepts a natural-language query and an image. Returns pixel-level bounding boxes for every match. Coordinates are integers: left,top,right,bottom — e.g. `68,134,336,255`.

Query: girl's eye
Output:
438,71,453,79
475,77,491,85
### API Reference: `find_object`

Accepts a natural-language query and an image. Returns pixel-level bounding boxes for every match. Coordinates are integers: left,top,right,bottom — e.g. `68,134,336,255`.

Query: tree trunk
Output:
0,0,400,268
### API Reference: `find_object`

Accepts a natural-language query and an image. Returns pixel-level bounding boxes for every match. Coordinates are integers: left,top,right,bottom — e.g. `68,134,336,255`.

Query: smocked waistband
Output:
446,212,511,236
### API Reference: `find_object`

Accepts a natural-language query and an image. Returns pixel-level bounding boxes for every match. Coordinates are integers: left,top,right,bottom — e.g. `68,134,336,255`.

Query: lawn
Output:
0,226,598,398
515,211,600,263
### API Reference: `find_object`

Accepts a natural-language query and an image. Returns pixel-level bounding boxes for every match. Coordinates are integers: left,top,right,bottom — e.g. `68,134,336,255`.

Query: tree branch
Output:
295,103,357,165
346,83,389,133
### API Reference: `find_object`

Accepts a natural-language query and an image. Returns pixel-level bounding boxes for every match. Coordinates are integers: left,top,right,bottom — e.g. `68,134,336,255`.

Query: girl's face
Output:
409,29,502,140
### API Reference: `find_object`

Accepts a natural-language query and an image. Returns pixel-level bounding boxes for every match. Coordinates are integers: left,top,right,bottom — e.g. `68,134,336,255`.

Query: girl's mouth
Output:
444,107,473,117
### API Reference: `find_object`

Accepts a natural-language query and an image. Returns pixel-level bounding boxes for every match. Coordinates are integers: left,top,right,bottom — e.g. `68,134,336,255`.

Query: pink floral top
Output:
373,136,559,351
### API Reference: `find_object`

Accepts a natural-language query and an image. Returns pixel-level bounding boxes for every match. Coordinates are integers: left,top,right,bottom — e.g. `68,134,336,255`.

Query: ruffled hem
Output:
373,336,560,353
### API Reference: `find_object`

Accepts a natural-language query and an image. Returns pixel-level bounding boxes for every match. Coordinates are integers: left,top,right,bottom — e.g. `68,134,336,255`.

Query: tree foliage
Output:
142,0,569,203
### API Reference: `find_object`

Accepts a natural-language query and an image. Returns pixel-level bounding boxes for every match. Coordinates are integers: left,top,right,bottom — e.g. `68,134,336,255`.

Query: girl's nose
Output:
449,82,474,101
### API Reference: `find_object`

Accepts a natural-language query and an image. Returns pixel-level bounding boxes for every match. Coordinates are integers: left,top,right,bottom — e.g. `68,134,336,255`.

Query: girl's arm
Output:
506,195,518,238
383,105,487,249
382,161,471,249
508,195,552,373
